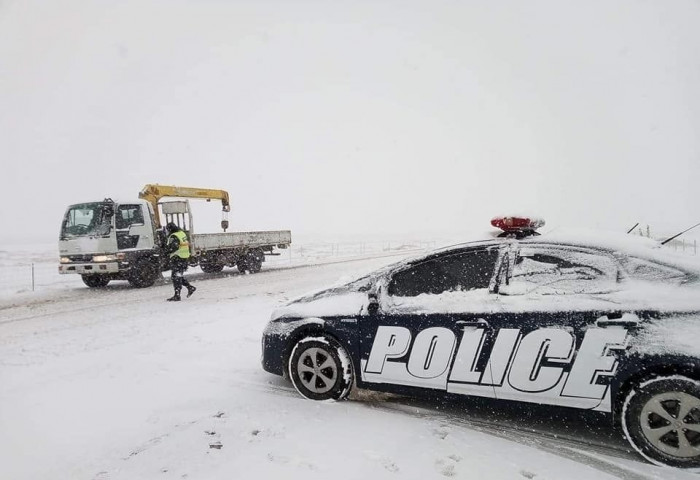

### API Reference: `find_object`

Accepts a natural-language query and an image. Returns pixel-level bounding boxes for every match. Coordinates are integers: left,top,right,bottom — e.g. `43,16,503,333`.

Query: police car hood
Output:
269,260,405,321
271,275,377,321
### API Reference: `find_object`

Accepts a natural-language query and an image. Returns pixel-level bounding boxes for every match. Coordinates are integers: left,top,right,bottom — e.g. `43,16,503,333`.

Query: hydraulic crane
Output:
138,184,231,231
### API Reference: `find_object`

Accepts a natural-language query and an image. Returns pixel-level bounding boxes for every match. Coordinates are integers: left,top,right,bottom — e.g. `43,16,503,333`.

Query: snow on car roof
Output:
419,228,700,273
529,228,700,272
289,228,700,307
420,229,661,258
527,227,660,251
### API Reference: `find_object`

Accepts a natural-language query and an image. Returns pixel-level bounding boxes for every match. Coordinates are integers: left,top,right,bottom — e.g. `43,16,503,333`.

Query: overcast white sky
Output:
1,0,698,243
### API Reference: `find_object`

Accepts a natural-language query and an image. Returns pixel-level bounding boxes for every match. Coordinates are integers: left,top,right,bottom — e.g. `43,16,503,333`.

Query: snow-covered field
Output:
0,244,696,480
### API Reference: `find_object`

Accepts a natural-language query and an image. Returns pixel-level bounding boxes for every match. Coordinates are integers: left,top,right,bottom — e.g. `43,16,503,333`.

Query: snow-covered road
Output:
0,257,695,480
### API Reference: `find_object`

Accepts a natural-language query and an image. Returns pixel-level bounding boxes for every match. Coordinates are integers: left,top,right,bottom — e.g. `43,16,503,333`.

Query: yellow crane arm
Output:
139,184,231,229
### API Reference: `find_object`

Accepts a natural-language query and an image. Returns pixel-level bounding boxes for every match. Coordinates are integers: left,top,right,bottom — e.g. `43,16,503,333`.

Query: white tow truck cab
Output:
59,186,291,288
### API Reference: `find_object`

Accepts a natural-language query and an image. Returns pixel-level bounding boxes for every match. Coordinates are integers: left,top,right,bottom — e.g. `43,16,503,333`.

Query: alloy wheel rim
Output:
296,347,337,394
640,391,700,458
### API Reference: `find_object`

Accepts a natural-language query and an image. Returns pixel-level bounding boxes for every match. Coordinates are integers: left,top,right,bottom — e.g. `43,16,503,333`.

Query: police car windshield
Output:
60,203,113,239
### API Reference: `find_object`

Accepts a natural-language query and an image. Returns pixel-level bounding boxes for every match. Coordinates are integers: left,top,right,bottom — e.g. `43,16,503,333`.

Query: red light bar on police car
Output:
491,215,545,233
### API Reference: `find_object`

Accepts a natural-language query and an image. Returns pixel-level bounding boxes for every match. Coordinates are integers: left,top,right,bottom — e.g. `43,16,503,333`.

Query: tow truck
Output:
58,184,291,288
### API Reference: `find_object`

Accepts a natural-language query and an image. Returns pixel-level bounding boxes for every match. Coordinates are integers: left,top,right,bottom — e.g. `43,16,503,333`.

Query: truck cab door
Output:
114,203,153,250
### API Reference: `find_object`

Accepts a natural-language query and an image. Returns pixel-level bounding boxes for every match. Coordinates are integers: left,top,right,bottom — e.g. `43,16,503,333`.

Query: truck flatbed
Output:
193,230,292,251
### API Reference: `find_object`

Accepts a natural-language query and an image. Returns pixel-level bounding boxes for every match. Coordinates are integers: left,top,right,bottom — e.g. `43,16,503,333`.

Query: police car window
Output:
388,249,499,297
620,257,687,283
115,205,144,229
503,247,617,295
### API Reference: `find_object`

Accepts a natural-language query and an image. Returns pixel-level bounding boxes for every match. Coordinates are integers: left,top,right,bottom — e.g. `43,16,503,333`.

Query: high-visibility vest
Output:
169,230,191,259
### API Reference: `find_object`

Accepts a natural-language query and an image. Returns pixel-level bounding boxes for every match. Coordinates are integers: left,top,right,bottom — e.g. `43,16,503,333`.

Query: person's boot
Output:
167,292,181,301
186,286,197,298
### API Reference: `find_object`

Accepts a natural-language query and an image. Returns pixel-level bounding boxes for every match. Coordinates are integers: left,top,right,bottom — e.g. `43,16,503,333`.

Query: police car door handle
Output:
456,319,490,328
595,313,640,327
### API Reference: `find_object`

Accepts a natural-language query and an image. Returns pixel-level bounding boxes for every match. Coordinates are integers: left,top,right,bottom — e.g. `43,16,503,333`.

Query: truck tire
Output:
250,250,263,273
238,250,263,274
248,256,262,273
200,262,224,273
128,259,158,288
82,275,110,288
238,256,261,273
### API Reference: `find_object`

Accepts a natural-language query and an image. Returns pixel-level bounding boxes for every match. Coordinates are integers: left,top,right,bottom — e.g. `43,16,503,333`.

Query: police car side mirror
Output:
367,283,384,315
367,292,379,315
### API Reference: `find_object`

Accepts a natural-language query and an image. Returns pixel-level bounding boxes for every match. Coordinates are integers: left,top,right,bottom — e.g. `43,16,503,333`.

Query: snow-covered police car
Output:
261,217,700,468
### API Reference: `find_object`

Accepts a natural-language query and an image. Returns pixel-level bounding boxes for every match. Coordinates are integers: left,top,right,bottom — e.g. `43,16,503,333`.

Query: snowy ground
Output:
0,245,697,480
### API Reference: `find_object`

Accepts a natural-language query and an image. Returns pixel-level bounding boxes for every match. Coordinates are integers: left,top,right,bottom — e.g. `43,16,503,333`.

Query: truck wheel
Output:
252,250,264,273
247,257,262,273
247,251,263,273
200,262,224,273
236,259,249,274
128,260,158,288
238,251,263,274
288,336,354,401
621,375,700,468
81,275,110,288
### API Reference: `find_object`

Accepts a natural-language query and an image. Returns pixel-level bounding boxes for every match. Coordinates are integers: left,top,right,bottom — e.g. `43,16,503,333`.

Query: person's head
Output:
165,222,180,234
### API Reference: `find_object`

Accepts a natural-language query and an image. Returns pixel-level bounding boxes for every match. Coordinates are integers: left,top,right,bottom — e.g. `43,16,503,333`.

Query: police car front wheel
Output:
288,337,353,401
622,375,700,469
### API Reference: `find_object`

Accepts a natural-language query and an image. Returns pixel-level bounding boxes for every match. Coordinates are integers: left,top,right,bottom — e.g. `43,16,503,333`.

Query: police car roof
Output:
423,228,700,273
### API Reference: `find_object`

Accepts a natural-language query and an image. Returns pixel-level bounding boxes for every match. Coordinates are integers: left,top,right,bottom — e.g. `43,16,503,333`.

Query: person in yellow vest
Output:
165,222,196,301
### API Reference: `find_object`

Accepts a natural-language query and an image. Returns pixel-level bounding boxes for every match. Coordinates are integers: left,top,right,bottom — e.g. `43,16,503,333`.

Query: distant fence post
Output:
32,263,35,292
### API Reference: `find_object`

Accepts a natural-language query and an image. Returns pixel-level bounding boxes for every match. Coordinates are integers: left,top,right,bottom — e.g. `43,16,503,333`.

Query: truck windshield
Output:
60,203,113,239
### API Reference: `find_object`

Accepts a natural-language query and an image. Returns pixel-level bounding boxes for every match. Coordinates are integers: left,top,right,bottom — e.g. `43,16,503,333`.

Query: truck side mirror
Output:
103,203,114,218
221,220,229,232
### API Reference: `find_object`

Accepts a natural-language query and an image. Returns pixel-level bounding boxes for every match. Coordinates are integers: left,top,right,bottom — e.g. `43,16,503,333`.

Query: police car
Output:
261,217,700,469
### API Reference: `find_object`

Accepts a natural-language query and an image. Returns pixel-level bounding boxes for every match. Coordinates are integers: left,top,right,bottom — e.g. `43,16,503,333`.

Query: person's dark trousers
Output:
169,257,193,300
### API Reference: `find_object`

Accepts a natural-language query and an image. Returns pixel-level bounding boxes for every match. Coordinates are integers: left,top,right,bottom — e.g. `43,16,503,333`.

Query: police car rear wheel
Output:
288,337,353,401
622,376,700,468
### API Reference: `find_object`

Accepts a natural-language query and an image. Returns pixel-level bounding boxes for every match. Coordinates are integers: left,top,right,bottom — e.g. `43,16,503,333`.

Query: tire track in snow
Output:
363,399,691,480
0,251,416,325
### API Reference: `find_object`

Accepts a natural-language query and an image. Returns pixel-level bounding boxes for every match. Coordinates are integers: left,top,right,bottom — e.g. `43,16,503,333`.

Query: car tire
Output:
621,375,700,469
288,336,354,401
81,274,110,288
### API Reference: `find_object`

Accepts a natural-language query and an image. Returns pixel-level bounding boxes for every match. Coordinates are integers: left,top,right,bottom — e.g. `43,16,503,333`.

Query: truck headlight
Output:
60,257,71,263
92,255,117,262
